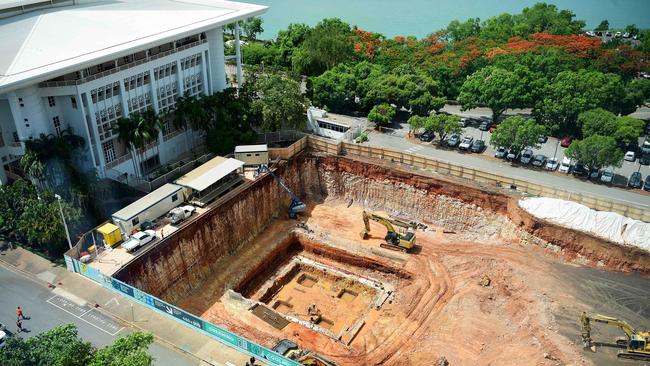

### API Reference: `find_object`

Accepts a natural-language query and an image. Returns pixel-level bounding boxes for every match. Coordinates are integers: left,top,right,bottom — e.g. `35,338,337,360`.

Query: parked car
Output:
558,157,572,173
596,31,603,36
419,131,434,142
560,136,573,147
458,136,474,150
446,134,460,147
494,146,507,158
628,172,643,188
0,328,6,349
624,151,636,162
506,150,519,161
168,205,196,225
537,135,548,143
545,157,559,171
470,139,485,153
641,141,650,155
458,118,469,128
615,31,622,38
644,177,650,192
623,32,630,38
600,168,614,184
588,168,600,180
585,31,595,37
122,230,157,252
531,154,547,167
519,149,534,164
478,121,490,131
606,31,612,37
640,154,650,166
572,163,588,178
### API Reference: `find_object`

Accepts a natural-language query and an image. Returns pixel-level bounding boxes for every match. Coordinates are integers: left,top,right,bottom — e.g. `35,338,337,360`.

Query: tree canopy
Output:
251,74,308,131
0,324,154,366
367,103,395,127
489,116,546,154
565,135,624,170
292,18,354,75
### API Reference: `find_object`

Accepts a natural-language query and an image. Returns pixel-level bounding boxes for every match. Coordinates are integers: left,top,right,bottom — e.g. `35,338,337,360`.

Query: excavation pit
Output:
235,238,398,340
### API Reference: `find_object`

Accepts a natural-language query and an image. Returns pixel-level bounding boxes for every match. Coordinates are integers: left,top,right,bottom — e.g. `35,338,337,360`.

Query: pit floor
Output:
252,259,379,337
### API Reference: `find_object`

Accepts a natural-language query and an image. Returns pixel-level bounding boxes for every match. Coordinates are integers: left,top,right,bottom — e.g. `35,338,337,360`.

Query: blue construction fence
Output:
64,255,300,366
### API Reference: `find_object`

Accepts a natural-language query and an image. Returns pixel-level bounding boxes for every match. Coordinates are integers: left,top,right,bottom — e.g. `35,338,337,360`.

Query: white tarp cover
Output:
519,197,650,252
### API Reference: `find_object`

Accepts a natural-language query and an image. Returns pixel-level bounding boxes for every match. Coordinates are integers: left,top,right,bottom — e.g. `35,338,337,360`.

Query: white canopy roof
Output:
0,0,267,93
176,156,243,191
235,144,267,153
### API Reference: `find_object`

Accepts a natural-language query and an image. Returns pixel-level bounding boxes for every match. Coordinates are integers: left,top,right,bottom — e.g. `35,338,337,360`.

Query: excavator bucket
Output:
360,230,369,239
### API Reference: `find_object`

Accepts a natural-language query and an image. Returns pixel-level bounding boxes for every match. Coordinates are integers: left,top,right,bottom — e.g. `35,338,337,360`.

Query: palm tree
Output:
114,117,141,177
19,149,45,189
142,108,163,167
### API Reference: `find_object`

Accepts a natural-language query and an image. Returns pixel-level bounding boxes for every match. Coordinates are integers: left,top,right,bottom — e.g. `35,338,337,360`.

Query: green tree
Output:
565,135,623,171
276,23,311,65
89,332,154,366
459,66,535,123
0,324,154,366
292,18,354,75
578,108,617,138
251,74,307,131
407,115,427,136
444,18,481,41
624,24,639,36
595,20,609,31
535,70,625,134
489,116,546,155
367,103,395,127
240,42,281,66
620,78,650,115
613,116,645,145
410,92,446,116
115,116,141,177
424,114,462,142
517,3,585,35
311,64,357,112
241,17,264,40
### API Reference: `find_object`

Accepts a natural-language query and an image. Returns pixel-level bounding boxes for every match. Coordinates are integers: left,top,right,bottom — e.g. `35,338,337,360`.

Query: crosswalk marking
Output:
404,145,424,153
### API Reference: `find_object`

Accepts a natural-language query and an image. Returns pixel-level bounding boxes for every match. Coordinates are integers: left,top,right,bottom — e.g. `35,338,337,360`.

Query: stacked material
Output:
519,197,649,252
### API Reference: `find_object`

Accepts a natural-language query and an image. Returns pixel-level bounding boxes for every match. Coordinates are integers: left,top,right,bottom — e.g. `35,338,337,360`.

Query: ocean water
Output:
251,0,650,39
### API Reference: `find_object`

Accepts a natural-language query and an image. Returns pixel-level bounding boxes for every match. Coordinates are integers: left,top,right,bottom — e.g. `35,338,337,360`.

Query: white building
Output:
0,0,266,184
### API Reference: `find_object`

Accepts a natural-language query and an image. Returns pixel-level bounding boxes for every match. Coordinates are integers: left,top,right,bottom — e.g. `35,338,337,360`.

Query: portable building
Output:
234,144,268,166
96,222,122,248
112,183,185,235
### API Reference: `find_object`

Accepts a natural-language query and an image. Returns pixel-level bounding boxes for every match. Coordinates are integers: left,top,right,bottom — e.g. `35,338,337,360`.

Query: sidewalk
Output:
0,246,266,366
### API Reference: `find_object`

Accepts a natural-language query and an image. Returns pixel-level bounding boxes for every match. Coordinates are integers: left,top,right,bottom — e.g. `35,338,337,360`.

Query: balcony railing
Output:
39,40,207,88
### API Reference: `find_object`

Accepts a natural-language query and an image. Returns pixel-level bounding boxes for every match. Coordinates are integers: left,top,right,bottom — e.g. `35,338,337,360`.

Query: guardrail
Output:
306,135,650,222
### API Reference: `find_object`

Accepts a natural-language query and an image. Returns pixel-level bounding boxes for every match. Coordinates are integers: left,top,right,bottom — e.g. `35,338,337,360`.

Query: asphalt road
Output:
0,265,197,366
367,130,650,208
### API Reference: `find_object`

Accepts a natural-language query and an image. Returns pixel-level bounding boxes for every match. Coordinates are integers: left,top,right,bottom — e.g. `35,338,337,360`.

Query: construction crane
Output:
360,210,416,252
257,164,306,219
580,312,650,361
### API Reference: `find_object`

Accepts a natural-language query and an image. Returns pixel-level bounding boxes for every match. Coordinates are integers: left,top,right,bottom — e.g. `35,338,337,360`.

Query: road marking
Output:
404,145,424,153
47,295,124,336
105,297,120,307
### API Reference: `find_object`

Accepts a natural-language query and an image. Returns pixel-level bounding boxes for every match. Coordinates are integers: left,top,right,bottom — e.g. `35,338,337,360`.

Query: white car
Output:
624,151,636,162
558,157,572,173
168,205,196,224
544,157,559,171
600,168,614,184
458,136,474,150
122,230,156,252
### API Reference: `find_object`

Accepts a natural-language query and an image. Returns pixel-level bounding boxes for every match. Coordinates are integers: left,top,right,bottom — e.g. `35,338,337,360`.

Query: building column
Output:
83,94,105,172
176,60,185,96
200,50,209,96
235,22,243,89
76,89,99,169
206,27,227,93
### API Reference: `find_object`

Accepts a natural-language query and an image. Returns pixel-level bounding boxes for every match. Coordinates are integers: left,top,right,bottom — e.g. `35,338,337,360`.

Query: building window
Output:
171,194,178,202
13,132,19,143
132,217,139,226
47,96,56,107
71,96,77,109
0,132,4,147
102,140,116,163
52,116,62,136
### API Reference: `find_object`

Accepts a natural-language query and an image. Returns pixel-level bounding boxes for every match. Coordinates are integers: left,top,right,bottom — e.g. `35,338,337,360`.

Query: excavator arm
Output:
582,312,638,346
361,210,396,238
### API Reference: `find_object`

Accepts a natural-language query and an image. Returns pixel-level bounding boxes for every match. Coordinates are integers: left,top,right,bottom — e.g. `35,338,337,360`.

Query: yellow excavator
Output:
581,312,650,361
360,210,416,252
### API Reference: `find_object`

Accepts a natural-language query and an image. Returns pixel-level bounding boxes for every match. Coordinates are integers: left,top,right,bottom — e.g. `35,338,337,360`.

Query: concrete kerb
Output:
0,247,222,366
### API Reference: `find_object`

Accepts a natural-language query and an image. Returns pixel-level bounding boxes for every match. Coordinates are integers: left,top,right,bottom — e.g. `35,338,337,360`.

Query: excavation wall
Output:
115,153,650,305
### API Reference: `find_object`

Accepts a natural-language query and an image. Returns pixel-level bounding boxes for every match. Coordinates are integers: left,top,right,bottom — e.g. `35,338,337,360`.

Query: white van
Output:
558,157,572,173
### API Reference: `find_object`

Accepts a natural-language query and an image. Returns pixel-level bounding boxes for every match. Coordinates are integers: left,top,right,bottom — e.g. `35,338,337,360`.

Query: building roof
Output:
112,183,183,221
97,222,120,235
235,144,268,153
175,156,243,191
0,0,267,93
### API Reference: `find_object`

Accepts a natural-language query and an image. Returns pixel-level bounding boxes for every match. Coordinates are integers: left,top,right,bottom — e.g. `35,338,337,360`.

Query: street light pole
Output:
55,194,73,250
553,140,560,159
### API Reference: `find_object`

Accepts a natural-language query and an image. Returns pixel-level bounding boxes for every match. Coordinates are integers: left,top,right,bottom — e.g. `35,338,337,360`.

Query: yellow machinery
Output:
97,223,122,248
581,312,650,361
360,210,416,252
273,339,336,366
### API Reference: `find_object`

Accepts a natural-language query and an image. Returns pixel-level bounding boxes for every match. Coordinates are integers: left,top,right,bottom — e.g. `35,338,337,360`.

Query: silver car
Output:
458,136,474,150
600,168,614,184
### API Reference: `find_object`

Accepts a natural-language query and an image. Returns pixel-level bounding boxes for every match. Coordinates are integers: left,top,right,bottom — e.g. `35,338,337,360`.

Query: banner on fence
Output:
69,257,299,366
